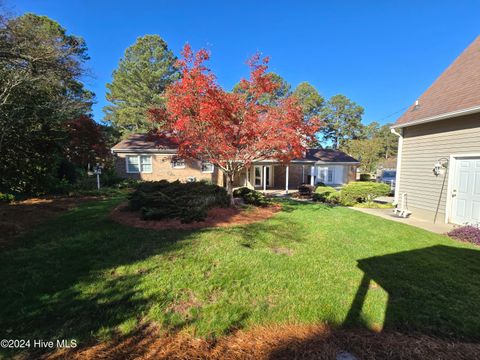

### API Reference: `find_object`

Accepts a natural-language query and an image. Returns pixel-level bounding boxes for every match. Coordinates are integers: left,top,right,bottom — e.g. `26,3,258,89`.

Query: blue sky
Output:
8,0,480,125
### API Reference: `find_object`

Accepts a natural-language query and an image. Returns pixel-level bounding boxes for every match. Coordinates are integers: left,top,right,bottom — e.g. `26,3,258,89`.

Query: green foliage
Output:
233,187,273,207
341,138,383,174
359,173,372,181
340,182,391,206
325,191,341,204
0,192,15,203
293,82,324,120
353,201,393,209
104,35,179,136
0,13,93,194
360,122,398,160
129,180,229,223
320,94,364,149
312,186,337,202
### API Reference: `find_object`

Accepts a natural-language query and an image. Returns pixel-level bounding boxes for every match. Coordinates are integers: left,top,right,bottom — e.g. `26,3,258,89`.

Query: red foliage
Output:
65,115,109,168
148,45,320,197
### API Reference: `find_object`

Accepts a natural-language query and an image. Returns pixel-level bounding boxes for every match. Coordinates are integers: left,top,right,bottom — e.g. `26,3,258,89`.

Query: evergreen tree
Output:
104,35,179,136
320,94,364,149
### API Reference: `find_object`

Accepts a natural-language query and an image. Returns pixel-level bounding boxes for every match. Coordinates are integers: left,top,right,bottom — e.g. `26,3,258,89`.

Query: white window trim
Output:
171,158,186,169
125,155,153,174
201,161,214,173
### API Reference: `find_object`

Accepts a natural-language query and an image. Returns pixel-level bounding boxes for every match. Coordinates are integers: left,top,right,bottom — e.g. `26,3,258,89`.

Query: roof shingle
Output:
296,149,359,163
111,134,178,151
395,36,480,127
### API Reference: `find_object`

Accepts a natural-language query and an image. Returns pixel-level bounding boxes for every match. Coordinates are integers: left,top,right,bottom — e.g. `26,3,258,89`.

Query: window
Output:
317,167,334,184
172,158,185,169
201,161,214,173
126,155,152,173
254,166,262,186
140,156,152,173
327,169,333,183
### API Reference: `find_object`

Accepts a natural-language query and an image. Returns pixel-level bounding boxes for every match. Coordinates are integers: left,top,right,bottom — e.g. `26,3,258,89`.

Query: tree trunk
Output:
226,173,235,206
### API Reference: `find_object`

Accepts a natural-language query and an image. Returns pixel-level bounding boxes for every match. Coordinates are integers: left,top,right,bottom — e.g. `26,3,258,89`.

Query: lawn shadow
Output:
344,245,480,341
264,245,480,359
0,198,210,357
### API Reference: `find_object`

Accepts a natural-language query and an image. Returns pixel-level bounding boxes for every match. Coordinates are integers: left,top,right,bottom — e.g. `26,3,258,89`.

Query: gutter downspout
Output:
391,127,403,205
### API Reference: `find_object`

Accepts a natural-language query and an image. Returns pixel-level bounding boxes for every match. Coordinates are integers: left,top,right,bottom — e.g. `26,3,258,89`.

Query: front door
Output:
452,158,480,225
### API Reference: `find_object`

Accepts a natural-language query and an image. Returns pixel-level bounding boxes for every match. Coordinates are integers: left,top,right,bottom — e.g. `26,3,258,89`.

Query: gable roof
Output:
112,135,358,164
394,36,480,128
297,149,359,163
111,134,178,153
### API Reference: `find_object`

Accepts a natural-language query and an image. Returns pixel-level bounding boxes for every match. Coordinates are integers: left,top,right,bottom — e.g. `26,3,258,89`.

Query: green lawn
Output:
1,196,480,355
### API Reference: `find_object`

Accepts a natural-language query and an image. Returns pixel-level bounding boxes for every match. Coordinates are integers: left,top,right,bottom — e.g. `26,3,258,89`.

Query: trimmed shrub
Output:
233,187,273,207
340,182,391,206
313,186,337,202
128,180,229,223
298,184,315,196
325,191,341,204
448,226,480,246
0,192,15,203
359,173,372,181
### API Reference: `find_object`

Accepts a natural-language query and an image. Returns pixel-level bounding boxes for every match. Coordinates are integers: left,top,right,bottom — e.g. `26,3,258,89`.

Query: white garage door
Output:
452,158,480,225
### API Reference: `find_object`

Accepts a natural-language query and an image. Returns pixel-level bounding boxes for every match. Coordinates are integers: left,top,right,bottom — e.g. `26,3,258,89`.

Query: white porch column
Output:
263,166,267,193
285,165,289,194
244,167,248,187
302,165,305,183
310,166,315,186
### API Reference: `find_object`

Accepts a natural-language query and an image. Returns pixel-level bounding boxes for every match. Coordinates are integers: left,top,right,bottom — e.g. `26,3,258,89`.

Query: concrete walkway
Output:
349,207,455,234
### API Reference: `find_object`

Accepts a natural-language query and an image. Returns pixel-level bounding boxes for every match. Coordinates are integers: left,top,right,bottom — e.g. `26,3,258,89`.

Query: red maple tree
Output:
149,45,320,204
65,115,109,169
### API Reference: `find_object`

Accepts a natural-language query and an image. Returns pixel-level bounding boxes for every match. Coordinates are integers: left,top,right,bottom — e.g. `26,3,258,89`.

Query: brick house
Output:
111,134,359,191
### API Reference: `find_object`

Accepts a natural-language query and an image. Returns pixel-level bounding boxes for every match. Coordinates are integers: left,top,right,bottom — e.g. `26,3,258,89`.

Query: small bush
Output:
0,192,15,203
298,184,315,196
233,187,273,207
340,182,391,206
129,180,229,223
322,191,341,205
448,226,480,246
359,174,372,181
313,186,337,202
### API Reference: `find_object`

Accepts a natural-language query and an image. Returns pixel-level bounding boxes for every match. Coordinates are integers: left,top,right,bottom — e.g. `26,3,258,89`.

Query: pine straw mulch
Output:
0,196,98,249
109,203,282,230
38,323,480,360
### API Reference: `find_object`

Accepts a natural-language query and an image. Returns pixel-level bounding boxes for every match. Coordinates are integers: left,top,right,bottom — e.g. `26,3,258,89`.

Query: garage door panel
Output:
475,172,480,195
458,171,470,194
472,201,480,222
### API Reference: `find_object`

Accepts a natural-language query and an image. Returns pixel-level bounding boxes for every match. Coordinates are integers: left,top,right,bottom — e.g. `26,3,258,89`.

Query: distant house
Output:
111,134,359,191
392,36,480,225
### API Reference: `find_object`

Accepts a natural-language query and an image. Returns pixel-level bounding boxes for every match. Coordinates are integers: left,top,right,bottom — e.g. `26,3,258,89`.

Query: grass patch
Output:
1,196,479,357
353,202,394,209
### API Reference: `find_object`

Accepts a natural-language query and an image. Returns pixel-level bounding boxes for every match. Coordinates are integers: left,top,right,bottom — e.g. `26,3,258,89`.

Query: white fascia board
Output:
391,105,480,129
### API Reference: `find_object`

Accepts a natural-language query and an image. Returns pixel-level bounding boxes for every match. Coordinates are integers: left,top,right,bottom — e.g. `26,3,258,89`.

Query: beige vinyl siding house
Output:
393,36,480,225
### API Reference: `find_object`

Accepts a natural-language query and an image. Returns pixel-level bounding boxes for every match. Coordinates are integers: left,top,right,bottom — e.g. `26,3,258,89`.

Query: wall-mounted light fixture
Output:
433,157,449,176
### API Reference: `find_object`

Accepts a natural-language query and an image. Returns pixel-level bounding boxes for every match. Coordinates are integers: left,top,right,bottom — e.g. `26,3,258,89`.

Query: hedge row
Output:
313,182,391,206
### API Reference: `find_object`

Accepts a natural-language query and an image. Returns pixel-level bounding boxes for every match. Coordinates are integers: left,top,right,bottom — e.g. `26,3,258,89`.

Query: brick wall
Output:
273,165,305,189
114,153,223,186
